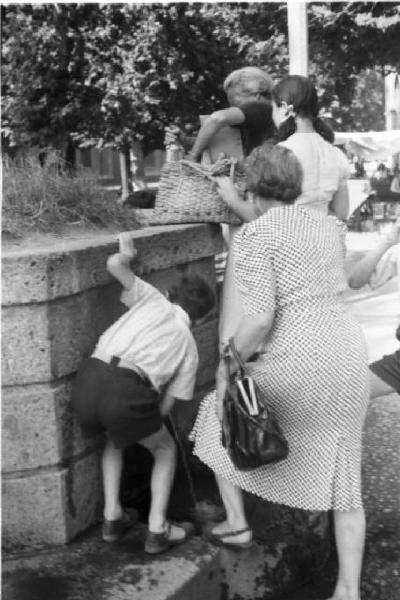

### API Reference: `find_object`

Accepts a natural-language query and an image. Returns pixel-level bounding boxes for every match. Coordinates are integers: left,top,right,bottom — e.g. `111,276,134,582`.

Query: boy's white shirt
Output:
94,276,199,400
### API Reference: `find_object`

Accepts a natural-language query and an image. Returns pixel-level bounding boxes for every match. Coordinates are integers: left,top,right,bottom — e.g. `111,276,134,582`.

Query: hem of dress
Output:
192,448,364,513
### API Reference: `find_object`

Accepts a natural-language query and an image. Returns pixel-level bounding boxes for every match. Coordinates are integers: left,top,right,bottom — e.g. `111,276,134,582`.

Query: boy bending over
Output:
73,233,214,554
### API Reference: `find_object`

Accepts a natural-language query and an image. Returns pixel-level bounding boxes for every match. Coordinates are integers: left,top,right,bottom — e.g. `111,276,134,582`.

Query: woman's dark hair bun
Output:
273,75,334,144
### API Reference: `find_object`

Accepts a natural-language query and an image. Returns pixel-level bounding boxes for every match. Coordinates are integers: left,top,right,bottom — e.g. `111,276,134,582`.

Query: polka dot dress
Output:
190,206,370,511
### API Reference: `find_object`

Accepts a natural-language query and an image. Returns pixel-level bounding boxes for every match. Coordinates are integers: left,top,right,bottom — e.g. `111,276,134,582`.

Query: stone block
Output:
2,452,102,551
2,224,223,305
2,379,102,472
1,283,123,386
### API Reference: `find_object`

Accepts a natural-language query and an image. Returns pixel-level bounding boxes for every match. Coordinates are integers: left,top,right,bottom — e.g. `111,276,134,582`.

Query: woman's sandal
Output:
205,523,253,549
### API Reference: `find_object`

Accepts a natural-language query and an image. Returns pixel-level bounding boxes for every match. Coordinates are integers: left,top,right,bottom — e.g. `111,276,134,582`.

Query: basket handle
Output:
179,158,237,182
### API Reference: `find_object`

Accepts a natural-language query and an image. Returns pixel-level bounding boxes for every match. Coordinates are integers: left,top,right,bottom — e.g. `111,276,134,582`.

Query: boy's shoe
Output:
102,509,138,542
144,521,194,555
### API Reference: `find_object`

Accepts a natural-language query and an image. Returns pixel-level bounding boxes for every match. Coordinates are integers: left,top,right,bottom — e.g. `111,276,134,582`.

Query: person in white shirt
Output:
72,233,214,554
348,218,400,398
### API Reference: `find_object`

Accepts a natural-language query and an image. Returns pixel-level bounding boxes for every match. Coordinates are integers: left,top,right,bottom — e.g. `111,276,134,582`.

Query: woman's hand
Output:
215,361,228,421
215,176,241,208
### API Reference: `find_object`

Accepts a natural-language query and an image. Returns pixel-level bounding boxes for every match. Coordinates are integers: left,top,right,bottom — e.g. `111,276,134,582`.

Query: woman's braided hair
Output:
245,143,303,204
272,75,334,144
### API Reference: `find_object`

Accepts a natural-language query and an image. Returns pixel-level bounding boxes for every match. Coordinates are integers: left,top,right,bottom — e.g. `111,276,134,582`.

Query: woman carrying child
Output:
73,234,214,554
218,75,351,344
191,143,369,600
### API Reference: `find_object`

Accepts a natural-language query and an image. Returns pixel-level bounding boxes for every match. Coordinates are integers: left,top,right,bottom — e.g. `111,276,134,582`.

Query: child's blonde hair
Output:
223,67,273,98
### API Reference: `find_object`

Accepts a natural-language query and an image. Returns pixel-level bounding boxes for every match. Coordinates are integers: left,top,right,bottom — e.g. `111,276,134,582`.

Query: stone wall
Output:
2,224,223,550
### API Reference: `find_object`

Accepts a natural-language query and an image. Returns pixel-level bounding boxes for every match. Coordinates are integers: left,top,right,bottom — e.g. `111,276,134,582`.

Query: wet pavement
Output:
2,522,221,600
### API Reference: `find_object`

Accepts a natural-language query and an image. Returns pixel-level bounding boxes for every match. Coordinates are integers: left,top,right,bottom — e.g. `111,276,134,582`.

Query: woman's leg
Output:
212,473,252,542
102,434,124,520
139,424,184,538
330,508,366,600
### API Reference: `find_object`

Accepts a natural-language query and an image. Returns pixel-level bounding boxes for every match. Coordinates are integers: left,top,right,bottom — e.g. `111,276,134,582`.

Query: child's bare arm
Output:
106,233,138,290
159,392,176,417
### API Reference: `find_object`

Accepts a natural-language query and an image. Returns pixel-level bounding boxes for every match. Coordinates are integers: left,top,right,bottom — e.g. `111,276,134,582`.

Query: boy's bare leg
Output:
139,425,185,540
102,434,123,520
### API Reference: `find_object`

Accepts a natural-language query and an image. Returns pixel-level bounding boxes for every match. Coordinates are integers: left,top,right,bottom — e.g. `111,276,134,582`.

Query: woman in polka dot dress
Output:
190,144,369,600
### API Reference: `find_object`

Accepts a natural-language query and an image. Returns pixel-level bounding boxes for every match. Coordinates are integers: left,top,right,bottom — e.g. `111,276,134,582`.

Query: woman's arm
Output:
347,218,400,289
215,176,258,222
106,233,137,290
233,311,274,361
216,310,274,418
187,107,245,162
329,183,349,221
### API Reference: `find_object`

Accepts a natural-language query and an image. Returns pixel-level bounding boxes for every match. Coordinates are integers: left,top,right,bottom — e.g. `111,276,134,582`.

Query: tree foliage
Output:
2,2,400,157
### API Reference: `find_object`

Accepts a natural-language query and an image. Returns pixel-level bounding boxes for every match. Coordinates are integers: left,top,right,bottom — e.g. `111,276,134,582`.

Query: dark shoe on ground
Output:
144,521,194,555
204,522,253,549
102,509,138,543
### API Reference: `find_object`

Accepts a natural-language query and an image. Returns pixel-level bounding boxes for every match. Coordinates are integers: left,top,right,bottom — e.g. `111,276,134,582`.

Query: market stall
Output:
335,130,400,230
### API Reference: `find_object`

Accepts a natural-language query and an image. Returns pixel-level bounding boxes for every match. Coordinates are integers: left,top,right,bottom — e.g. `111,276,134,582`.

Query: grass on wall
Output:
2,148,139,237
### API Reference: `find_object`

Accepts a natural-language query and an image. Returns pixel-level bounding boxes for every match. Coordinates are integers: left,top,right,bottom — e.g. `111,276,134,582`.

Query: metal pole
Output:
287,2,308,76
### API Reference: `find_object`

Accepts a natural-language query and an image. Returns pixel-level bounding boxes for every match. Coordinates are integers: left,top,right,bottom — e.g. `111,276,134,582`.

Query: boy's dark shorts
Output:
72,357,162,448
370,350,400,394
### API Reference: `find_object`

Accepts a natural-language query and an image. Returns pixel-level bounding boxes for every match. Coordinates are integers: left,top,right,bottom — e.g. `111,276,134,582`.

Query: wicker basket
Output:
135,159,244,226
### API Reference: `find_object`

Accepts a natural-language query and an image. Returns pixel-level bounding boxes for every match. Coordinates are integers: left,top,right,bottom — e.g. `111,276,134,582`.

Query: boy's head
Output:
168,275,215,321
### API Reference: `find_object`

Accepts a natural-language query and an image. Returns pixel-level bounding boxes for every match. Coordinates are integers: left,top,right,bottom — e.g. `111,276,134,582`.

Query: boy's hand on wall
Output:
118,233,137,259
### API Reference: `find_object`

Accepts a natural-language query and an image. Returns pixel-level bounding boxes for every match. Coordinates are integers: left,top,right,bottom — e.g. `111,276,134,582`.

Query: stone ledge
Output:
2,530,221,600
2,224,223,305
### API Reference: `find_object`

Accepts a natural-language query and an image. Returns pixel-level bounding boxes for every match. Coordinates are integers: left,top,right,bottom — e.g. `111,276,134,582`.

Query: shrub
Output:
2,148,139,236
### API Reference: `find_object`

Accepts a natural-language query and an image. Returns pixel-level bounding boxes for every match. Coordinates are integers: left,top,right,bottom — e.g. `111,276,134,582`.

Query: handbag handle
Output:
228,337,247,373
222,337,250,379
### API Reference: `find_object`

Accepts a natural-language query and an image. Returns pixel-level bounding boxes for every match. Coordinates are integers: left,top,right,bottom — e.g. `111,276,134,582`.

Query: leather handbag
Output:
221,338,289,471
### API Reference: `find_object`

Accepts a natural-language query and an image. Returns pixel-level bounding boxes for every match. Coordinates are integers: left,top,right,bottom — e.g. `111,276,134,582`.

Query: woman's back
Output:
234,205,349,313
279,132,349,213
